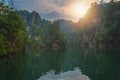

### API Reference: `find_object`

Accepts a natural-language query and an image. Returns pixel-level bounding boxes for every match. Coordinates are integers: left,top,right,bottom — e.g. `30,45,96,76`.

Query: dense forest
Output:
0,1,67,57
77,0,120,48
58,0,120,49
0,1,28,57
18,10,67,50
0,0,120,57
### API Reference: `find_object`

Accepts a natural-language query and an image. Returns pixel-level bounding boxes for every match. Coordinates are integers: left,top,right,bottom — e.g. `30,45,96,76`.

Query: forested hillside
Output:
0,0,120,57
58,19,77,47
58,1,120,49
77,1,120,48
0,2,28,57
18,10,67,50
0,1,67,57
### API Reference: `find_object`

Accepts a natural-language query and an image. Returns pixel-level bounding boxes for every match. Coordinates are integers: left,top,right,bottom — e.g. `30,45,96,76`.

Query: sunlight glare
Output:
72,4,89,18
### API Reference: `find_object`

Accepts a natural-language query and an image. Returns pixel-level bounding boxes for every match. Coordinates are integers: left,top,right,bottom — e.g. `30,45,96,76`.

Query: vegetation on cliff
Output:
0,2,28,56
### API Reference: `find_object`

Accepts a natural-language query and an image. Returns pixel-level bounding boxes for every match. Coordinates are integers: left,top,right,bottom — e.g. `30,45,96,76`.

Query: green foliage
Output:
18,10,67,49
44,21,67,47
0,16,7,24
0,2,28,56
0,1,13,16
76,1,120,48
100,1,120,48
0,34,8,55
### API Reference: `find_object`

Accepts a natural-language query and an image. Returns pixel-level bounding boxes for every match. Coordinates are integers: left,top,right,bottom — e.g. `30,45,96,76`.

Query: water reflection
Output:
61,48,120,80
24,48,67,80
0,54,29,80
37,68,90,80
0,48,120,80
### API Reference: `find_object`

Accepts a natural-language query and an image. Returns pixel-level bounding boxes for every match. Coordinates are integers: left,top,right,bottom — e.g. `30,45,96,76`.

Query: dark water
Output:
0,48,120,80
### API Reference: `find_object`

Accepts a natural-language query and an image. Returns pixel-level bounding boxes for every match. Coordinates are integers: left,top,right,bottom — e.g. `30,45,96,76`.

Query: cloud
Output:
13,0,103,21
13,0,76,21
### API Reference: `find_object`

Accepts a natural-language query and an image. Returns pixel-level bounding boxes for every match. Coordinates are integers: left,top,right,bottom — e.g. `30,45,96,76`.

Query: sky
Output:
13,0,92,21
1,0,110,22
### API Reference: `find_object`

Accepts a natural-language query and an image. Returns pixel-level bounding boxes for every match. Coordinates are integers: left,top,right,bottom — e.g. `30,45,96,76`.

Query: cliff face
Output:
18,10,42,27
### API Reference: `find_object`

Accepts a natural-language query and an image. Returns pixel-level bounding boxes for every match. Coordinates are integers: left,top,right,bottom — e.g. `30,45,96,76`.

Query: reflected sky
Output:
37,68,90,80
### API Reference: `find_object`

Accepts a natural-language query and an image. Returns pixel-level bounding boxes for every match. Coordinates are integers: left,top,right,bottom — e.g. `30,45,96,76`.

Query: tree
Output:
44,21,67,48
0,2,28,56
7,11,28,54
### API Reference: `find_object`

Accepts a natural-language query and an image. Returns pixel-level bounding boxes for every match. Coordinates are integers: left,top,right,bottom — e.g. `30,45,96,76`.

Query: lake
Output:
0,47,120,80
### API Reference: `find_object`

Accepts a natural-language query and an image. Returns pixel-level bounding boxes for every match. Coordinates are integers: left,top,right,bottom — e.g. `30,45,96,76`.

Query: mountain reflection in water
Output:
0,47,120,80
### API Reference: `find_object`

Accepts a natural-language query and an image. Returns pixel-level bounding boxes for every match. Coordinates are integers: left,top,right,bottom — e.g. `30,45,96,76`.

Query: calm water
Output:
0,47,120,80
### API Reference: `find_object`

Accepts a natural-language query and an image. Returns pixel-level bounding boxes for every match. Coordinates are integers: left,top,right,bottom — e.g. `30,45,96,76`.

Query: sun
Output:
72,4,89,18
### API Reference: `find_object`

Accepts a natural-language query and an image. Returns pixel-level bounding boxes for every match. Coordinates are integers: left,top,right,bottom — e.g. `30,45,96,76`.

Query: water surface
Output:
0,48,120,80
